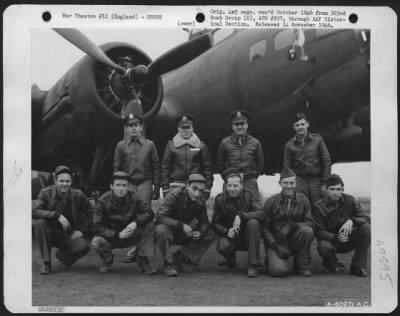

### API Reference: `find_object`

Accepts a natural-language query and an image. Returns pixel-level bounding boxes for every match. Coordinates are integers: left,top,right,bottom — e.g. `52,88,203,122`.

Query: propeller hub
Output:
126,65,149,86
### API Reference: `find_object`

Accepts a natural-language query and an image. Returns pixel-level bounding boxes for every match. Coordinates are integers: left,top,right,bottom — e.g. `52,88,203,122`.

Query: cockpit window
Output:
274,29,295,50
213,29,235,45
249,40,267,62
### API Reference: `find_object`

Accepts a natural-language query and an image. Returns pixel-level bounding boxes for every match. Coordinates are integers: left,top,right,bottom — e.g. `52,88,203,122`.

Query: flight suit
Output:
283,133,332,207
155,187,214,265
161,133,213,192
263,192,315,276
91,190,155,264
113,135,160,206
217,133,264,198
212,190,264,266
32,185,92,267
313,194,370,270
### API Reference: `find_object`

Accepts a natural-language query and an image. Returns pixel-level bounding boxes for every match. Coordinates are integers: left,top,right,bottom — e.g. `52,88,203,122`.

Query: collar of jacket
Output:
278,191,299,206
52,185,72,201
325,195,345,208
231,133,248,145
110,191,131,206
223,189,245,204
127,135,145,145
173,132,201,148
293,132,313,144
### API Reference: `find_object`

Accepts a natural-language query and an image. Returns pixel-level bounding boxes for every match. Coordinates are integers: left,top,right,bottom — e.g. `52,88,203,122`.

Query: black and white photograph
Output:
3,5,397,313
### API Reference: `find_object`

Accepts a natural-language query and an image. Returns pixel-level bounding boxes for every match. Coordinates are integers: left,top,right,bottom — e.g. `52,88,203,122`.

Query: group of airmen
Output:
32,110,371,279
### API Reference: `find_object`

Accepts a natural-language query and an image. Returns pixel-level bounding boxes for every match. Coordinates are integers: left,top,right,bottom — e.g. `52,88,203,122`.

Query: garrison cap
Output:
111,171,131,182
292,112,308,124
229,110,249,123
54,165,72,176
221,168,242,182
188,173,207,185
177,114,195,127
124,112,144,125
280,168,296,181
326,174,344,187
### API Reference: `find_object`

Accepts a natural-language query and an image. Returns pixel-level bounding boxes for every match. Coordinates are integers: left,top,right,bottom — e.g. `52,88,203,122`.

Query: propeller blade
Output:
148,33,212,76
53,28,126,74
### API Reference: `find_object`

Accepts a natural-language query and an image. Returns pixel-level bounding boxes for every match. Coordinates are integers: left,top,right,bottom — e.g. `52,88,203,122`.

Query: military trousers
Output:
296,176,323,208
33,219,90,266
128,179,153,207
155,224,215,264
265,226,314,277
216,219,260,265
317,223,371,269
91,222,155,264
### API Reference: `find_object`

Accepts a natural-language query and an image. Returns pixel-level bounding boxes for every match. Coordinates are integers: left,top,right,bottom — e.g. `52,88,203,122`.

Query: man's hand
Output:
227,228,236,239
126,221,137,233
71,230,83,240
119,228,134,239
233,215,241,234
192,231,201,241
162,188,170,198
277,224,292,241
338,219,353,238
337,233,349,243
152,185,160,200
275,245,291,260
58,215,70,232
183,224,193,237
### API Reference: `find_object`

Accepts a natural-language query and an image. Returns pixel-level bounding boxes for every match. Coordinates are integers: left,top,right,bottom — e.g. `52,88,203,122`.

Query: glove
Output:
152,185,160,200
275,244,291,260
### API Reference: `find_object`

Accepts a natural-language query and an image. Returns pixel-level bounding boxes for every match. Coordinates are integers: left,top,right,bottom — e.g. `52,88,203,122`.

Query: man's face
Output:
178,125,193,139
327,183,344,201
232,121,248,136
187,181,206,203
280,176,296,196
126,121,143,138
55,173,72,194
111,179,129,198
293,118,309,137
226,176,243,198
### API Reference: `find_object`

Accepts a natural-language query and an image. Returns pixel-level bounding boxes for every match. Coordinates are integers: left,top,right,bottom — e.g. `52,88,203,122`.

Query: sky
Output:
31,28,371,197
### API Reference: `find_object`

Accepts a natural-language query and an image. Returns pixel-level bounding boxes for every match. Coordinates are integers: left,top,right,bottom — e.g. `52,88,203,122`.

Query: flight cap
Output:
280,168,296,181
292,112,308,124
177,114,195,127
222,168,242,182
229,110,249,123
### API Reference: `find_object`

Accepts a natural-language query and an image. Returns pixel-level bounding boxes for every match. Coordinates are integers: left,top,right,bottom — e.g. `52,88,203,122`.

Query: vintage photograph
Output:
29,27,372,307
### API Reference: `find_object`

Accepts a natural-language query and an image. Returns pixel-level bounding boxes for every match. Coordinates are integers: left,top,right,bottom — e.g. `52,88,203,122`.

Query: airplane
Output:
31,28,370,196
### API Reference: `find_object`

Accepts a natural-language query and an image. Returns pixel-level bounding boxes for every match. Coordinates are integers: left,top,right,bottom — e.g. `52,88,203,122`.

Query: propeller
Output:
53,28,126,74
54,28,212,84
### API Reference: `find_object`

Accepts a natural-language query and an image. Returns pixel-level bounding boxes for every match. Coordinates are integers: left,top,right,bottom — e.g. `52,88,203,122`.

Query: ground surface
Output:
32,198,371,307
32,241,370,307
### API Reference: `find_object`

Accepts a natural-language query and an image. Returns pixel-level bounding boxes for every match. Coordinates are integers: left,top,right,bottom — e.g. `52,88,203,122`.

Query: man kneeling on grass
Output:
91,172,157,274
313,174,371,277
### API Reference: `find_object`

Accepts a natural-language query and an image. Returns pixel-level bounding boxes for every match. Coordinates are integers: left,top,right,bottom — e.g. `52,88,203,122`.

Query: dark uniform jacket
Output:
156,187,210,237
113,136,160,185
283,133,331,182
92,191,155,240
217,133,264,179
212,190,264,237
161,137,213,190
262,192,315,247
32,185,92,235
313,194,370,242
